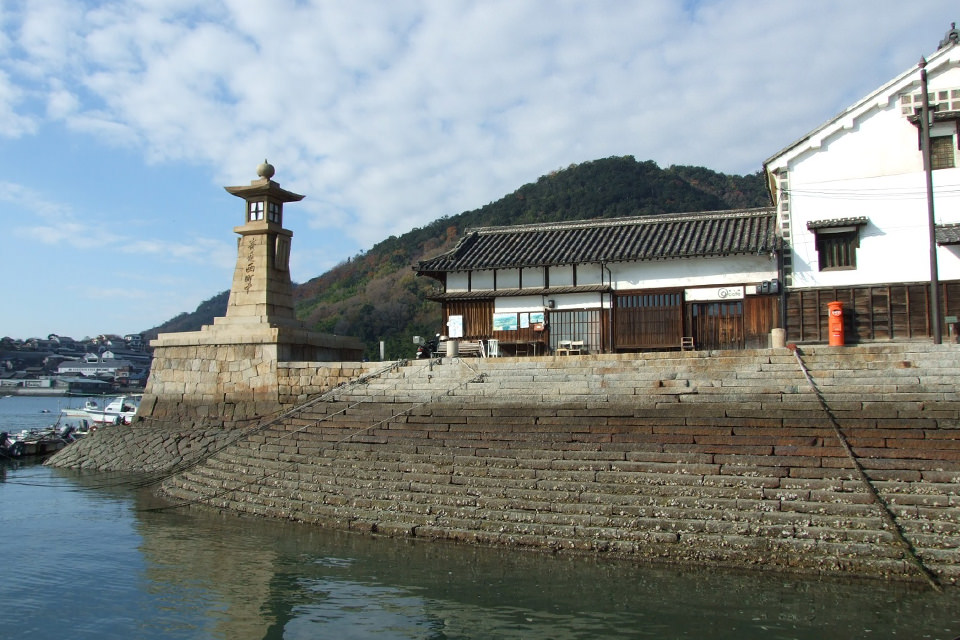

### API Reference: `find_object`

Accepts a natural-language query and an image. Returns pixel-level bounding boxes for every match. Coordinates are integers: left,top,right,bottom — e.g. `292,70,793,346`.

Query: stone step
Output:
167,463,934,551
157,409,960,582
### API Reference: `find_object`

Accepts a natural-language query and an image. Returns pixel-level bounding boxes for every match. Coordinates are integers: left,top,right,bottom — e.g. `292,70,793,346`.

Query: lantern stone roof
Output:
415,207,778,277
224,163,304,203
224,177,305,202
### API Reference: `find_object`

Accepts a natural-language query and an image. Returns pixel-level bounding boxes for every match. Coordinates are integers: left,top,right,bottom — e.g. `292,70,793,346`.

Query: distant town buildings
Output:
0,333,150,394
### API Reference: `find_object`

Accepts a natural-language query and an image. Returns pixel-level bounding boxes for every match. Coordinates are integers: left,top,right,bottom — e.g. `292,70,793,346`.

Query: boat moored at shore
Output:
60,395,141,425
1,424,82,459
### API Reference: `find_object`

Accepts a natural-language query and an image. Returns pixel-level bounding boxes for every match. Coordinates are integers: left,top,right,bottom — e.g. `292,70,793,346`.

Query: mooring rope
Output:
789,345,942,591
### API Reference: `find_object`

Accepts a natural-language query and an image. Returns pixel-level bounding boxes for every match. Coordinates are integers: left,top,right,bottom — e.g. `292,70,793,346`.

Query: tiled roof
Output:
416,208,778,275
806,216,869,230
936,223,960,245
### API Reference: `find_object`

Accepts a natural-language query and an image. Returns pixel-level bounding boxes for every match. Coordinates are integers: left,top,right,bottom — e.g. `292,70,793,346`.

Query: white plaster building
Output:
764,24,960,343
416,209,781,354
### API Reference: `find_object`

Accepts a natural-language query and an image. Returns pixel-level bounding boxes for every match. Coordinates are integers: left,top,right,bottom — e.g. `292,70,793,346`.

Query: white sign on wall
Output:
447,315,464,338
685,286,745,302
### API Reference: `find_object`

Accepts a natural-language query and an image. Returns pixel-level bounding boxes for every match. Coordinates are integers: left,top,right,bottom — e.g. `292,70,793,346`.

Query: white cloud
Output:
15,0,84,74
0,181,71,220
45,81,79,119
0,0,956,337
0,70,37,137
0,179,231,270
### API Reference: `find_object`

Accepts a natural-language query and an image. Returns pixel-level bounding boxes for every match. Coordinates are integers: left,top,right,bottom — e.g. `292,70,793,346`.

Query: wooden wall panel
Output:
785,281,960,343
613,290,683,350
443,300,494,339
743,296,779,349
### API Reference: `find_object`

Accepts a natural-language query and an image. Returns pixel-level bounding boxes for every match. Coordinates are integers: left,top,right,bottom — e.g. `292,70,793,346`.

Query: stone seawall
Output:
137,358,377,428
47,420,235,473
48,345,960,585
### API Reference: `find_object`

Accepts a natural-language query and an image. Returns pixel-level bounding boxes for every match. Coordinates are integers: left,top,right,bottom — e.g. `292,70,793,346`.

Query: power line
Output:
782,186,960,200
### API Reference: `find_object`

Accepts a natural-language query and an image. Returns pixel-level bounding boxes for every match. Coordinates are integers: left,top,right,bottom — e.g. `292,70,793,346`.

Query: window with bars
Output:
815,228,859,271
548,309,602,353
931,135,956,170
268,201,282,223
249,201,264,221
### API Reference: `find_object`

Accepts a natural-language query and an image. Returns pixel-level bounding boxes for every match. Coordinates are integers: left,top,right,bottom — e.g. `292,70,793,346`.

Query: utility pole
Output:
919,58,942,344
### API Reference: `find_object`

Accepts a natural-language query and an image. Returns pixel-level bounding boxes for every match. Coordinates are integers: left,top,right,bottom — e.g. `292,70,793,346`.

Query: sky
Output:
0,1,956,340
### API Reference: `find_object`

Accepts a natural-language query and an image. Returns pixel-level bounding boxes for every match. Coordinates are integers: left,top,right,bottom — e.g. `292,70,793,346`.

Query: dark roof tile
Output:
936,223,960,245
806,216,869,230
416,208,778,274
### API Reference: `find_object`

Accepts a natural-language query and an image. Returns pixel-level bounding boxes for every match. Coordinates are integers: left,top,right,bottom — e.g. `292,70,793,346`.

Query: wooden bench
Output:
456,340,484,357
556,340,583,355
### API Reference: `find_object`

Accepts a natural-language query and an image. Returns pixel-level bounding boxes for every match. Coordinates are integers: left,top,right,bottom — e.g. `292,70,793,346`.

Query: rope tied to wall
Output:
788,344,942,592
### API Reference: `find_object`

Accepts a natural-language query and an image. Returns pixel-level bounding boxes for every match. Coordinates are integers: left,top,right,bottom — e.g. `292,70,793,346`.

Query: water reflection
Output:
129,487,957,640
2,461,956,640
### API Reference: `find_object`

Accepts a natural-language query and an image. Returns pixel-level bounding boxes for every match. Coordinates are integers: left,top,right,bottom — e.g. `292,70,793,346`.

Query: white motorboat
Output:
60,395,141,425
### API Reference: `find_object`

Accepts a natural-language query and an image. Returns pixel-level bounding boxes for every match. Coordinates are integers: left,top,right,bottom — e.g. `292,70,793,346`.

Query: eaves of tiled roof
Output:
415,208,778,275
806,216,869,230
936,223,960,245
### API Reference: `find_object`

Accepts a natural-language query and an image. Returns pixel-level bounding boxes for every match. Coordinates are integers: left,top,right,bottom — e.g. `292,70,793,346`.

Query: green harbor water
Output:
1,395,958,639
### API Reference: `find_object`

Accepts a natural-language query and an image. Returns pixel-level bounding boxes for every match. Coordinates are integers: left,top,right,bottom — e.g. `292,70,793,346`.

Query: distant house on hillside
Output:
415,208,780,354
764,24,960,343
57,358,133,381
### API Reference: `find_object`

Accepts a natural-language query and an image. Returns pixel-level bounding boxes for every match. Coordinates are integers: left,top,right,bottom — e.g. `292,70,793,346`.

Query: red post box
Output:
828,301,844,346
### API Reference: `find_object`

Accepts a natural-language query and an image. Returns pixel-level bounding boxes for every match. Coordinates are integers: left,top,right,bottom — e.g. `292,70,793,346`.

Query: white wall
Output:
495,295,550,313
549,265,574,286
449,267,548,291
578,263,603,285
448,254,776,312
550,292,604,310
522,267,545,288
497,269,520,288
780,52,960,288
610,255,776,290
447,272,469,292
472,270,494,289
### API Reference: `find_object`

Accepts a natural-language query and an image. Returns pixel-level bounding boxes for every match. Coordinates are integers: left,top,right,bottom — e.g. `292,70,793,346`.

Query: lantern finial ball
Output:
256,159,275,179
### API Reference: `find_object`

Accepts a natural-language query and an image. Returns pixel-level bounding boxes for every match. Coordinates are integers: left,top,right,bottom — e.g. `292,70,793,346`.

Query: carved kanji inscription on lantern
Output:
244,237,257,292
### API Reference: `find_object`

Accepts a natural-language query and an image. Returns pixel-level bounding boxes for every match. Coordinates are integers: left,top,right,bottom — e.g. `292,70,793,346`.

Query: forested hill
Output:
144,156,770,359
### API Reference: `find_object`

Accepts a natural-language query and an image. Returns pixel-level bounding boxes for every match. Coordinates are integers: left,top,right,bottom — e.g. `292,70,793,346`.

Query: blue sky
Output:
0,0,955,339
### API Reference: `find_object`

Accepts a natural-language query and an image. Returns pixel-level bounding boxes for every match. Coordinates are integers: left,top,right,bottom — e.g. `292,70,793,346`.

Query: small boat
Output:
60,395,141,425
0,431,25,458
0,425,81,459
